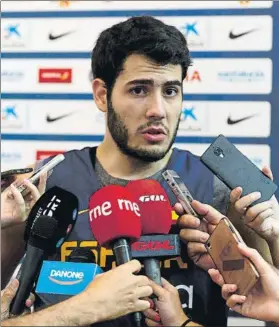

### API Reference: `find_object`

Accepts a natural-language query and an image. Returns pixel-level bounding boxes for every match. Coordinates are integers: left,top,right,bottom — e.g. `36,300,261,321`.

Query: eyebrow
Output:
125,79,182,87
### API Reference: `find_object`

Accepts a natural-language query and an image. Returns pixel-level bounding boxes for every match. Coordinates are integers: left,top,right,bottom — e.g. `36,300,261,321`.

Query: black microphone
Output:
24,186,79,246
10,215,58,315
12,187,79,282
131,234,181,286
68,248,95,263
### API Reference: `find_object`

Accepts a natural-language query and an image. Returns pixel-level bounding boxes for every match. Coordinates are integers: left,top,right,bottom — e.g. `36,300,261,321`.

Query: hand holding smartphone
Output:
200,135,277,205
162,169,202,219
205,217,259,296
16,154,65,196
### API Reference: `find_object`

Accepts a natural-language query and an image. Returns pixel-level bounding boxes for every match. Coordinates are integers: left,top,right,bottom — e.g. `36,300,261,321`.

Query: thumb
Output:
237,243,271,276
2,279,19,303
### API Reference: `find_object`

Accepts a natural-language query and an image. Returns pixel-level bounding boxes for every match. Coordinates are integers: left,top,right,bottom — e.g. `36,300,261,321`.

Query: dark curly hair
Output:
91,16,192,95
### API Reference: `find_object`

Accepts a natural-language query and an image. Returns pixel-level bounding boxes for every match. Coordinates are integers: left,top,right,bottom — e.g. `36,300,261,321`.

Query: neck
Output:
96,135,172,180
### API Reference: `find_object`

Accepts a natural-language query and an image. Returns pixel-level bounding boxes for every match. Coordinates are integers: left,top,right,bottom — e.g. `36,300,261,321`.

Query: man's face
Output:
107,54,183,162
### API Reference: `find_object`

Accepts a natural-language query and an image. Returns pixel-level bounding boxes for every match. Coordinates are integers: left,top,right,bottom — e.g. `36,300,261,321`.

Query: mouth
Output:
141,126,167,143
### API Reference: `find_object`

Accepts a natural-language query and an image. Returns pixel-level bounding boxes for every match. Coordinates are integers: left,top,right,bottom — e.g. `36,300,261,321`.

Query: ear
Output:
92,78,107,113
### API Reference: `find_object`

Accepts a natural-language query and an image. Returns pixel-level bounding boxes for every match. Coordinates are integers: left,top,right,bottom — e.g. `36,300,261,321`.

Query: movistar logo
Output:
48,269,84,285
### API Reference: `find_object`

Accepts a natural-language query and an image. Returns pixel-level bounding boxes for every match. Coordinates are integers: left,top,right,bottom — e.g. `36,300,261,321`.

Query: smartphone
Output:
200,135,277,205
162,169,202,219
205,217,259,296
1,168,33,178
16,154,65,195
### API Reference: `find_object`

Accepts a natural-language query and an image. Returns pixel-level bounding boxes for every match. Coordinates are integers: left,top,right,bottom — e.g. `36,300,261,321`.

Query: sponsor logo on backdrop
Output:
185,71,202,82
46,112,75,123
229,28,258,40
227,114,257,125
36,150,65,160
2,23,26,48
1,70,24,82
38,68,72,83
1,152,22,164
53,1,75,7
48,30,75,41
180,21,204,48
179,107,202,131
1,105,23,129
239,1,251,4
217,70,265,83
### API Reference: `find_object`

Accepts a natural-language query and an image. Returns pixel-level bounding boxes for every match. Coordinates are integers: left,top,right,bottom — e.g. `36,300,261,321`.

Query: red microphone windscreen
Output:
88,185,141,246
126,180,172,235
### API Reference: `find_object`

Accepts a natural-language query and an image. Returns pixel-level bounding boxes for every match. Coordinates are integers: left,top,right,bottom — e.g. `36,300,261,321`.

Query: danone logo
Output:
48,269,84,285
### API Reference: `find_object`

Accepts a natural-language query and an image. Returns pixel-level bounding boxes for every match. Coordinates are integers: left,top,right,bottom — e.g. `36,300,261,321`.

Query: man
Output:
2,16,278,326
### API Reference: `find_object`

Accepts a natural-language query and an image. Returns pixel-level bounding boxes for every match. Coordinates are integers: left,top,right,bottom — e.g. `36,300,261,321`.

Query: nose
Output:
145,93,166,120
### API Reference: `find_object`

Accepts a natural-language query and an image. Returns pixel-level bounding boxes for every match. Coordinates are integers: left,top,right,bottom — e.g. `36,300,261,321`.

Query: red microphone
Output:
126,180,173,286
88,185,141,265
88,185,143,327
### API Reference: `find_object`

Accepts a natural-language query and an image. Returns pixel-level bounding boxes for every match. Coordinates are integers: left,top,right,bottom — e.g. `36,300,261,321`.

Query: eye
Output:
130,86,147,96
164,88,179,97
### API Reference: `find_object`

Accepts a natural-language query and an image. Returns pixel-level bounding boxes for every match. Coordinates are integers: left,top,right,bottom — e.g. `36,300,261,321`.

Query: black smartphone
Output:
1,168,33,179
200,135,277,205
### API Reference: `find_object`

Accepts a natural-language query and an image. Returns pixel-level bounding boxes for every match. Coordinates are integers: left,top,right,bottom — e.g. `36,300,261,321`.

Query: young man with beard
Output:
2,16,279,327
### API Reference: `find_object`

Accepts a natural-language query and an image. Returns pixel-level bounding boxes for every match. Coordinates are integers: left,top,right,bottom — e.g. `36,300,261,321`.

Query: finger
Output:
191,201,224,225
9,184,25,207
178,215,201,229
25,293,35,307
149,280,166,298
244,201,273,224
180,229,209,243
123,259,142,274
145,318,163,327
247,209,274,230
187,242,208,257
262,166,273,181
222,284,238,300
135,299,151,312
143,308,161,321
160,277,176,293
174,202,185,216
230,187,243,204
208,269,225,287
136,285,153,299
234,192,262,214
137,275,152,287
237,243,272,276
23,179,41,201
2,279,19,303
38,172,48,194
227,294,246,311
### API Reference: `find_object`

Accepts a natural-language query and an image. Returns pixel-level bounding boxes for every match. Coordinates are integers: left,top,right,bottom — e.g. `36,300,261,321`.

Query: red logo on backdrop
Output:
36,150,64,160
38,68,72,83
185,70,202,82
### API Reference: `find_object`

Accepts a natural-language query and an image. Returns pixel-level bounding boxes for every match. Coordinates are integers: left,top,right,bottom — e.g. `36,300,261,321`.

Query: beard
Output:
107,99,180,162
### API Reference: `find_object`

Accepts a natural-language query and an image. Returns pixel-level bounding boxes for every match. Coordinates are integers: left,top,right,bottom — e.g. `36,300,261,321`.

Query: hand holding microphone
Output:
88,184,143,326
127,179,174,287
1,279,35,321
144,278,191,327
83,260,153,323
